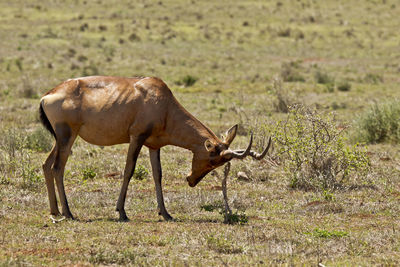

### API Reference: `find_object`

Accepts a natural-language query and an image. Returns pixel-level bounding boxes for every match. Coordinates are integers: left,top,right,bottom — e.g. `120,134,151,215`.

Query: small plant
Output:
0,128,26,159
21,76,38,99
306,228,348,238
337,80,351,91
273,105,370,191
200,202,223,212
322,190,335,201
0,173,11,185
220,210,248,225
25,127,53,152
82,62,99,76
314,70,334,85
277,27,291,37
363,73,383,84
133,164,149,180
201,201,248,225
82,168,97,181
354,101,400,143
21,165,42,189
128,33,141,42
271,77,295,113
176,75,198,87
280,61,305,82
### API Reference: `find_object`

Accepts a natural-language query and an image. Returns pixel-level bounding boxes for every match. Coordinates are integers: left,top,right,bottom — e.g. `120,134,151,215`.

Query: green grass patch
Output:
354,100,400,143
306,228,349,238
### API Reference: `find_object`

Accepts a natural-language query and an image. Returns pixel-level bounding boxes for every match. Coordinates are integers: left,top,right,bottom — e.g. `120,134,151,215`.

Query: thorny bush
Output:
273,105,370,191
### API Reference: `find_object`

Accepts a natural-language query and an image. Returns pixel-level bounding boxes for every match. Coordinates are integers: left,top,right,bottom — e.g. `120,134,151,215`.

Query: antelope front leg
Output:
149,148,173,221
222,162,232,223
116,134,146,221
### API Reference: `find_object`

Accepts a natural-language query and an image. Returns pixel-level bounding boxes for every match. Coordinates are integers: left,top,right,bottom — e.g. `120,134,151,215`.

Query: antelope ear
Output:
204,139,215,152
224,124,238,146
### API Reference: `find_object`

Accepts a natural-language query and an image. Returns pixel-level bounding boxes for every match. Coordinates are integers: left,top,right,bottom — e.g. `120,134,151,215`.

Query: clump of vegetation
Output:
134,164,149,180
25,127,53,152
314,69,335,92
20,76,38,99
277,27,291,37
315,70,332,84
273,105,370,191
271,77,295,113
175,75,198,87
20,163,42,189
82,167,97,181
0,128,43,190
223,211,248,225
354,101,400,143
280,61,305,82
128,33,141,42
363,73,383,84
82,62,99,76
200,202,223,212
200,201,248,225
337,80,351,91
306,228,348,238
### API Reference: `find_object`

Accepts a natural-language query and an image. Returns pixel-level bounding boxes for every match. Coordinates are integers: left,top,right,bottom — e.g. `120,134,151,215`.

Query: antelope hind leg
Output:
43,143,60,216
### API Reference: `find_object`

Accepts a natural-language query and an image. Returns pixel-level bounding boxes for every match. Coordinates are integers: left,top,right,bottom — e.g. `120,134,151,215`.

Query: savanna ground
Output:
0,0,399,265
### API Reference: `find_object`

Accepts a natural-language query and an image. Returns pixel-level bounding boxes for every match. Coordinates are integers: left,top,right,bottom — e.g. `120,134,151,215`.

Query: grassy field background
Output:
0,0,399,265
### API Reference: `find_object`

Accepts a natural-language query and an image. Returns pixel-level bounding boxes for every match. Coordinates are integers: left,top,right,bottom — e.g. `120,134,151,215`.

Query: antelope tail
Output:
39,100,56,140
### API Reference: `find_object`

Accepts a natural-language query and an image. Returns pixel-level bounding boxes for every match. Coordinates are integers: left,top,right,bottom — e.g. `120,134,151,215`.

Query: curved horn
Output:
221,133,253,159
249,136,272,160
232,136,272,160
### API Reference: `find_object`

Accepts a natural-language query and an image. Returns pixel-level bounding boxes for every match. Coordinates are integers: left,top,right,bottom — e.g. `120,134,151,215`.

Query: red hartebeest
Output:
39,76,271,221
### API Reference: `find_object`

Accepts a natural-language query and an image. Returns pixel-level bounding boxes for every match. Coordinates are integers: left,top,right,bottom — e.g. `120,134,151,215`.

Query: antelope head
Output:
186,124,272,187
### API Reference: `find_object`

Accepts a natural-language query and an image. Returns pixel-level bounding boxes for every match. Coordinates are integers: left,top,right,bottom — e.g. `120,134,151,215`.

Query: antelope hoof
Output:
158,210,173,221
160,212,173,221
50,210,61,216
118,211,129,222
62,212,74,220
162,213,174,221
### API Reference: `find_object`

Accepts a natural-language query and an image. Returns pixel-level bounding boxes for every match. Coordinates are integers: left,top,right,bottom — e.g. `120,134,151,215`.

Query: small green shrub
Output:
337,80,351,91
271,77,294,113
276,27,291,37
82,62,99,76
280,62,305,82
82,168,97,181
25,127,53,152
222,211,248,225
354,101,400,143
323,190,335,201
273,105,370,191
201,201,248,225
0,128,32,161
314,70,334,85
0,173,10,185
134,164,149,180
325,82,335,93
363,73,383,84
21,164,42,189
200,202,223,212
176,75,198,87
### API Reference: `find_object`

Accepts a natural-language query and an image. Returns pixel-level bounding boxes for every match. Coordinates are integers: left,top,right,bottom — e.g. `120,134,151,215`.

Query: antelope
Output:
39,76,271,221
